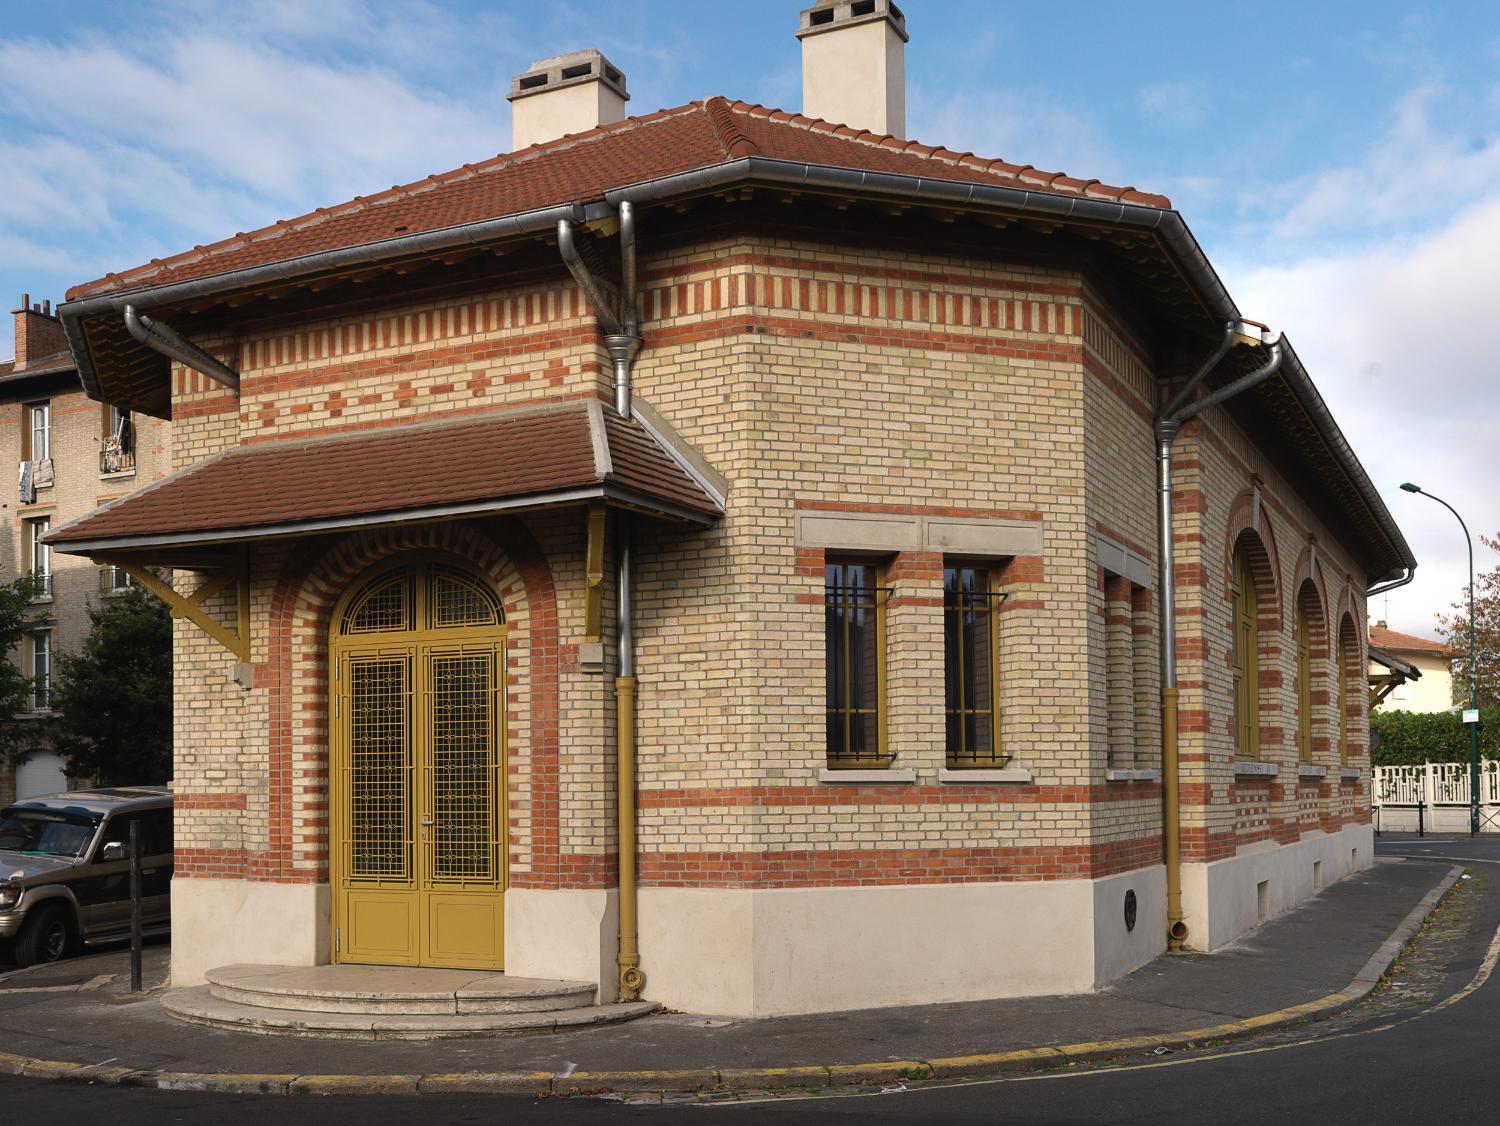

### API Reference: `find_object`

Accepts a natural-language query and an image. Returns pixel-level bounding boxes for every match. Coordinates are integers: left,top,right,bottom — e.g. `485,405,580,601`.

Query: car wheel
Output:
14,904,74,967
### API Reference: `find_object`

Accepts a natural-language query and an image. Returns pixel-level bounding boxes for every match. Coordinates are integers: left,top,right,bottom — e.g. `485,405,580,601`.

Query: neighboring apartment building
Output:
0,296,170,804
1369,622,1454,713
45,3,1413,1017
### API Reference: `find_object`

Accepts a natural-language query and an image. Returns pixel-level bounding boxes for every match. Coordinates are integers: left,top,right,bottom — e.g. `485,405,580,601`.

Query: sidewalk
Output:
0,857,1461,1095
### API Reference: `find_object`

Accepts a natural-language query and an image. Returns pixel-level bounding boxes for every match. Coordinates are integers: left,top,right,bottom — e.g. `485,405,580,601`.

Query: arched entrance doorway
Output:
329,555,508,969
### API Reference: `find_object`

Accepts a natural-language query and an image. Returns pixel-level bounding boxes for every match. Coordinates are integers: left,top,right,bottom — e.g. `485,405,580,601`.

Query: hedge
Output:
1371,707,1498,766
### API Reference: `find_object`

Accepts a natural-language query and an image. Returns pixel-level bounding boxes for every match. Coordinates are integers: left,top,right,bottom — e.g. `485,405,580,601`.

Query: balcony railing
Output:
31,572,52,599
101,442,136,474
100,566,135,594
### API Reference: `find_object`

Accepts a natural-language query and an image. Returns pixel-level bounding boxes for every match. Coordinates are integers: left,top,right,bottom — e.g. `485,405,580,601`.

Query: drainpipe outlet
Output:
604,333,642,419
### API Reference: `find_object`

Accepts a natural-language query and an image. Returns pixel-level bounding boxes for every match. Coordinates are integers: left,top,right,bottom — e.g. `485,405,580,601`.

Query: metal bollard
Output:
129,819,142,993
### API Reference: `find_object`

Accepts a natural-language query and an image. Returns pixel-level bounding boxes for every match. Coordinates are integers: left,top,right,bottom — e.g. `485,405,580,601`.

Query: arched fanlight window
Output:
339,561,502,635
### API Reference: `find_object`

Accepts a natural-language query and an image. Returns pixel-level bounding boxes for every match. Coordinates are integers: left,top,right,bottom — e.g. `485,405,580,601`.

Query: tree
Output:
46,587,172,785
1435,532,1500,709
0,573,46,762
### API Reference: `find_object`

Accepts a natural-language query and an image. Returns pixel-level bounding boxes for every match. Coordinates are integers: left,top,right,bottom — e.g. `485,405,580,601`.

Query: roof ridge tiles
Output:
68,95,1171,301
66,102,706,300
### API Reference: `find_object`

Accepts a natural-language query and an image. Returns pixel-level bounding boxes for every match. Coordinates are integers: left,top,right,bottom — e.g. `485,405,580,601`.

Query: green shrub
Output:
1371,707,1499,766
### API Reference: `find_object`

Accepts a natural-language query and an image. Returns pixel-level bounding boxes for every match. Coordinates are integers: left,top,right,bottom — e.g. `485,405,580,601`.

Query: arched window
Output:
1295,581,1324,764
1338,615,1359,765
1232,545,1259,760
339,562,502,636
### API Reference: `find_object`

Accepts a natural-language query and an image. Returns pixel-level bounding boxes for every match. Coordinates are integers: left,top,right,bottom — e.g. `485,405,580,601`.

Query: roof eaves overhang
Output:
48,482,715,559
57,153,1412,578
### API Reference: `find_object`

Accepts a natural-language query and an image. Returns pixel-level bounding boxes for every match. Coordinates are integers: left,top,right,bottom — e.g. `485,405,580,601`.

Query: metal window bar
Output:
944,576,1007,767
823,578,891,766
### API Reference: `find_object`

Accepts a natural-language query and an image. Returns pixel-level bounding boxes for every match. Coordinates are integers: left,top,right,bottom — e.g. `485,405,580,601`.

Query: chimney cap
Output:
508,48,629,104
797,0,908,44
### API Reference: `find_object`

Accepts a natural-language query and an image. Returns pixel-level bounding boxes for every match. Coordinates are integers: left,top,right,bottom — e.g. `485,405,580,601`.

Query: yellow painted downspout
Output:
1161,685,1185,948
615,673,643,999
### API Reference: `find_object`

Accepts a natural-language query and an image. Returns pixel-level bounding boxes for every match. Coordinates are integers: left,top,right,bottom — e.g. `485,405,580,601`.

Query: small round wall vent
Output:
1124,889,1138,932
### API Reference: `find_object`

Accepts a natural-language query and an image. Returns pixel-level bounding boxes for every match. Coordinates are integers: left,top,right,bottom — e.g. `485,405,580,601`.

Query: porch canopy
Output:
46,398,720,558
43,398,719,665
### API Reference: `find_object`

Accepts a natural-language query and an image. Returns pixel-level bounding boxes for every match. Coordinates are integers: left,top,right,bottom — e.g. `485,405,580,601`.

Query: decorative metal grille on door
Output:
347,655,412,881
427,650,499,883
332,557,508,969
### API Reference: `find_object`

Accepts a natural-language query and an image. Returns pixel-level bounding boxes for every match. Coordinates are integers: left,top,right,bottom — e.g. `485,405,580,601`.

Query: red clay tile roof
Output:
46,400,719,550
66,97,1170,302
1368,625,1451,655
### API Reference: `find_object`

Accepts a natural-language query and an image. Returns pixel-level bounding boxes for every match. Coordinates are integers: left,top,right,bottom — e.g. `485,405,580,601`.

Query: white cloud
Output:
1138,81,1208,130
1229,192,1500,640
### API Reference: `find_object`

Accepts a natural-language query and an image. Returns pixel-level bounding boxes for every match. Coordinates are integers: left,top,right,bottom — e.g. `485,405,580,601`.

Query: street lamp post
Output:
1400,483,1480,835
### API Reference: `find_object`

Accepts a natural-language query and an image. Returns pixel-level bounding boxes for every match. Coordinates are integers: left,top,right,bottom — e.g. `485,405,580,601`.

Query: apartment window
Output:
824,558,887,766
1296,598,1312,762
1231,546,1260,759
29,630,51,712
24,402,50,462
27,518,51,598
101,404,135,473
944,565,1004,766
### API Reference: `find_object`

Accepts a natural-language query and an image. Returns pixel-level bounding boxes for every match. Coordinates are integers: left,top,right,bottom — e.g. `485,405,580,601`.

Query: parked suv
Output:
0,787,172,967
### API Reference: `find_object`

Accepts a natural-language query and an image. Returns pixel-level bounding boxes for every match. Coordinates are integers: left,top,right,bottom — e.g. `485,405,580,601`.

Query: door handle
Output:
420,818,435,826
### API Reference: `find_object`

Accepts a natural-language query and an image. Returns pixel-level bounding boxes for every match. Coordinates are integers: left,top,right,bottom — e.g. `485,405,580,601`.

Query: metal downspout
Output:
559,201,646,1001
1157,323,1283,950
123,304,239,393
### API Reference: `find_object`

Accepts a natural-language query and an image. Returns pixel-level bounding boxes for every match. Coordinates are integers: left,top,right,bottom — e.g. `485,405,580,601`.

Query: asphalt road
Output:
2,836,1497,1124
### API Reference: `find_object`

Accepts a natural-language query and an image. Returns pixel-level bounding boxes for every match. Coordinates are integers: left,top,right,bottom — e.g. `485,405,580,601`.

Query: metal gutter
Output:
57,153,1413,576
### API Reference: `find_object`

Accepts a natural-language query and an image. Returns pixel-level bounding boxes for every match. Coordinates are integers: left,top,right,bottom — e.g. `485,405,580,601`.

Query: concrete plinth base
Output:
1180,822,1373,951
170,879,330,987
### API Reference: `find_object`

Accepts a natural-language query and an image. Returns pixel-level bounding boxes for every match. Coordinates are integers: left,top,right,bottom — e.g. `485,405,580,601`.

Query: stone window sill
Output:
1105,768,1159,783
1298,764,1328,780
1340,767,1363,781
819,768,916,785
938,767,1032,784
99,469,137,482
1234,760,1278,778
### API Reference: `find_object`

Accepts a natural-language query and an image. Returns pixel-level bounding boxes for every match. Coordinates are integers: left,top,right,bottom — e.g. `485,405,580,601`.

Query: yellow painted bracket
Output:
104,553,250,662
583,501,607,644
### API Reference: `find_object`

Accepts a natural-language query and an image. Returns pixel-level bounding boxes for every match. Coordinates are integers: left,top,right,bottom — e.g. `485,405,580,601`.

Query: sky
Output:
1,0,1497,639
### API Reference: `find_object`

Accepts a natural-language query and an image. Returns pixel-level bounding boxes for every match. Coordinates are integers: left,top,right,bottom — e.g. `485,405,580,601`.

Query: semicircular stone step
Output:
164,985,659,1040
205,963,599,1015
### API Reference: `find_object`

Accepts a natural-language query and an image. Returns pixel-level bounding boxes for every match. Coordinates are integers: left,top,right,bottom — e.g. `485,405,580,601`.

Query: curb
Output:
0,864,1465,1098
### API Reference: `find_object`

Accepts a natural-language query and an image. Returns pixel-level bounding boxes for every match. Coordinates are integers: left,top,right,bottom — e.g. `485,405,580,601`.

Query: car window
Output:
0,809,96,858
97,809,170,858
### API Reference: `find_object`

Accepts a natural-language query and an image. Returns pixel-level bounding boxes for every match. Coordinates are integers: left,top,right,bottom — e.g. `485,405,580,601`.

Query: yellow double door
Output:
331,634,507,969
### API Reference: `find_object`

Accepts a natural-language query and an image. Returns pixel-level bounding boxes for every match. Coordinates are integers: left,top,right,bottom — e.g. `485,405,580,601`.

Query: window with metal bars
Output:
944,565,1005,766
824,559,888,766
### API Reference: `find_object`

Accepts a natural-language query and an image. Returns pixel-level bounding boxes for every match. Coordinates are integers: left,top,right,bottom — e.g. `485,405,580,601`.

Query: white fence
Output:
1372,760,1500,833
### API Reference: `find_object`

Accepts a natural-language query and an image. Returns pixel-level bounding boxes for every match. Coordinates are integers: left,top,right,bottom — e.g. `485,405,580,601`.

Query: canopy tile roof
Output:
46,399,720,552
65,97,1169,302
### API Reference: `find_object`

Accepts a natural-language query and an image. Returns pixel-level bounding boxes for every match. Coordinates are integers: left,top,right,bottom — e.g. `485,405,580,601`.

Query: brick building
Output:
46,3,1412,1016
0,297,169,804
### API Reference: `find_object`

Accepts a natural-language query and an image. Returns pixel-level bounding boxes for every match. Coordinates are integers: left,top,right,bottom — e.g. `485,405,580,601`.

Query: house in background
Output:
1369,622,1453,712
0,296,170,804
44,0,1412,1021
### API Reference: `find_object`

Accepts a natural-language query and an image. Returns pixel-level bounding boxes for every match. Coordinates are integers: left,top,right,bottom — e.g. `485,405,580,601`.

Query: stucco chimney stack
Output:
796,0,908,139
507,48,629,151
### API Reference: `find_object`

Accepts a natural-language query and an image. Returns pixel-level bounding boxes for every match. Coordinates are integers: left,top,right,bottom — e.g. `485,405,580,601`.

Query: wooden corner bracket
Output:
101,552,250,663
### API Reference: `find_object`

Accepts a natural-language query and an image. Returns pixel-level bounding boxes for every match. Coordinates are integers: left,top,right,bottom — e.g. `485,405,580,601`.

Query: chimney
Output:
11,294,67,370
796,0,908,139
507,49,629,151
